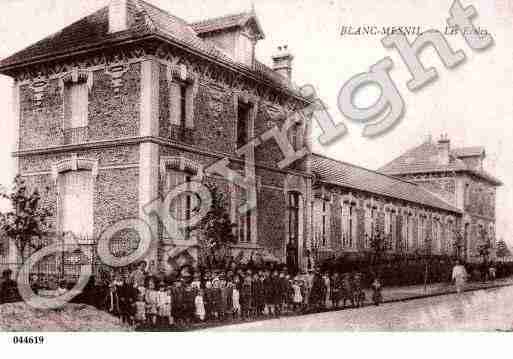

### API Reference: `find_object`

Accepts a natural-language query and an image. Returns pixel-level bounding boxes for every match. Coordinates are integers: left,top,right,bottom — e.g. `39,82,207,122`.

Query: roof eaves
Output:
0,33,153,74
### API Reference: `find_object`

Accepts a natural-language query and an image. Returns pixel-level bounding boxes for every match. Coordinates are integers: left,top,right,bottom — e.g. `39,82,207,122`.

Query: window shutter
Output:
169,82,181,126
70,82,88,128
351,207,358,248
364,208,371,242
185,86,194,129
61,171,93,240
341,203,349,246
166,169,185,240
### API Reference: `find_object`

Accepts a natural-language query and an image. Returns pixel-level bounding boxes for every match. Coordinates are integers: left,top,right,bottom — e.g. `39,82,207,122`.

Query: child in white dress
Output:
157,285,172,326
292,279,303,313
195,289,206,322
231,282,241,319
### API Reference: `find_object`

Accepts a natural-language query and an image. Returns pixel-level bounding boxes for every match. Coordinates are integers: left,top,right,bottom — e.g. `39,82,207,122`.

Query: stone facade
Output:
1,1,497,276
311,184,461,263
380,137,502,263
2,5,314,274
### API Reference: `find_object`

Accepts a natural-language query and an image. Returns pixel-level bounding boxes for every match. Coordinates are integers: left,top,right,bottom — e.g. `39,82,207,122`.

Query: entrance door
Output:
287,192,300,273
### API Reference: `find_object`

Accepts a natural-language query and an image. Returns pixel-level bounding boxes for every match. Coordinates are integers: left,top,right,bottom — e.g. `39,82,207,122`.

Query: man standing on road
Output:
452,260,468,294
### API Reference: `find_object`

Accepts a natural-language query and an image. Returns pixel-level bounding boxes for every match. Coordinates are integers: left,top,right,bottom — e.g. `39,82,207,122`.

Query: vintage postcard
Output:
0,0,512,348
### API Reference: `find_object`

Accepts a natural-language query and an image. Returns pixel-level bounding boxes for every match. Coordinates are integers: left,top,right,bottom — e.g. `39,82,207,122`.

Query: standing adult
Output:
452,260,468,294
0,269,19,304
129,261,147,290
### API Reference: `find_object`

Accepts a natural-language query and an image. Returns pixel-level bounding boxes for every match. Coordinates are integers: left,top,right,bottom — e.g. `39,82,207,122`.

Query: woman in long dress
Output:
452,260,468,294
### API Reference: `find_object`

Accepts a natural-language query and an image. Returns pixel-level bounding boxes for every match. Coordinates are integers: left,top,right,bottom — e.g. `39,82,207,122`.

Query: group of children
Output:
104,267,383,329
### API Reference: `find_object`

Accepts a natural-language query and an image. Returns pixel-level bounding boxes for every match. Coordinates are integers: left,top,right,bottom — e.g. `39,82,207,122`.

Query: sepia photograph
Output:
0,0,512,353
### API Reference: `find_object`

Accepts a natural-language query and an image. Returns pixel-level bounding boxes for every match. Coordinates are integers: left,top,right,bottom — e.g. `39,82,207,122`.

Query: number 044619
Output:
12,336,45,344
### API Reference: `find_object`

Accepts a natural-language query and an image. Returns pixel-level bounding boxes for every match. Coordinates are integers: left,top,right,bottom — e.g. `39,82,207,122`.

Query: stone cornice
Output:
5,35,309,108
13,136,313,180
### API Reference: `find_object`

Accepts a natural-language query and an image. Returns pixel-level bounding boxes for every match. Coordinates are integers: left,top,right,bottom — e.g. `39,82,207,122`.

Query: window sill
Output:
162,239,198,247
230,242,262,250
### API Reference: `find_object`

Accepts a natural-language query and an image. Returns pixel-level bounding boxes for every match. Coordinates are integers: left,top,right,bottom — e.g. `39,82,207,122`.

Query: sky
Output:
0,0,511,244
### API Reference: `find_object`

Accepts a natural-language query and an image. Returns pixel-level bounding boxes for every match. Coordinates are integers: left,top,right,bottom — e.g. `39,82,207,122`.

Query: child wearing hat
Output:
204,280,214,321
145,279,159,326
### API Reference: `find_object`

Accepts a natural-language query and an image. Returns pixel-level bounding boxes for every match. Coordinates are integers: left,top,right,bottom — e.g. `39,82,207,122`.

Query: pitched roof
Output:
0,0,293,93
312,154,461,214
191,11,265,39
378,141,467,174
379,141,502,186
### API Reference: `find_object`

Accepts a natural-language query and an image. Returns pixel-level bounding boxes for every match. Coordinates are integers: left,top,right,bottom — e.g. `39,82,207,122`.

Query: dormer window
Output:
191,11,265,67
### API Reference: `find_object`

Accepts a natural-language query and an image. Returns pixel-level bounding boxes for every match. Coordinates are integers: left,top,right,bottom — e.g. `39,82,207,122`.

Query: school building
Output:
0,0,501,276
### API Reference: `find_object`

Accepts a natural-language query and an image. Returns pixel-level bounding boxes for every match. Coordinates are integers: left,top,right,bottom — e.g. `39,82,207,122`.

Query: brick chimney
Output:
272,45,294,83
437,133,450,165
109,0,128,33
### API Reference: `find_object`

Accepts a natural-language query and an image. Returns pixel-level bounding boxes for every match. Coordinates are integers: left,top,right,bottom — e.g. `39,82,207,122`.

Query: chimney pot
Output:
437,134,450,165
109,0,128,33
272,44,294,83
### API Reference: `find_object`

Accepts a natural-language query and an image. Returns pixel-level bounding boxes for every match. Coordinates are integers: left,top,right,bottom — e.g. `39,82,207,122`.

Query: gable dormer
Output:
191,11,265,67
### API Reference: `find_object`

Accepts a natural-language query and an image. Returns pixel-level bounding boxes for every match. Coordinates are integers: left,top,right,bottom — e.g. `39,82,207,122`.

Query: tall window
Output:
289,122,302,151
446,221,454,254
69,82,88,128
342,201,357,249
364,205,376,249
418,215,426,250
179,84,187,128
237,102,251,149
64,81,89,144
237,188,252,244
403,213,410,252
60,170,93,240
464,183,470,207
319,198,330,247
408,214,415,251
166,169,196,241
432,219,439,253
288,193,300,246
391,211,397,251
170,81,193,130
384,210,392,250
